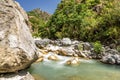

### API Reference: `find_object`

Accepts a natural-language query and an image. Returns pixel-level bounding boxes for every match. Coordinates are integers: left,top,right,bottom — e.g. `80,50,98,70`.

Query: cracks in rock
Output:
0,15,15,25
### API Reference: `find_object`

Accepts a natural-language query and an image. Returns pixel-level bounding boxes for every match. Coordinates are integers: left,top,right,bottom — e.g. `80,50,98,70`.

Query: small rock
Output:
48,54,59,61
35,38,51,49
36,56,44,62
82,42,92,51
54,39,62,46
66,57,80,65
57,49,68,56
46,44,61,51
57,47,75,56
109,43,116,49
72,40,79,45
61,38,72,46
73,53,78,57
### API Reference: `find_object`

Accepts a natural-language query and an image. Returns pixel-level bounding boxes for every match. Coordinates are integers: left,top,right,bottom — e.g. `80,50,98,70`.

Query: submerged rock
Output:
66,57,80,65
0,0,37,73
48,54,59,61
36,56,44,62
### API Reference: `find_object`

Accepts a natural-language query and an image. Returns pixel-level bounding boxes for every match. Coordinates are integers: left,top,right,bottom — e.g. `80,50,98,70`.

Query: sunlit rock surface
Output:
0,0,37,73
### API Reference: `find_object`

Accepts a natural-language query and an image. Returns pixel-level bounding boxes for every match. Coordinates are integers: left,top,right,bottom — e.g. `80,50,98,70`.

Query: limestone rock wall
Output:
0,0,37,73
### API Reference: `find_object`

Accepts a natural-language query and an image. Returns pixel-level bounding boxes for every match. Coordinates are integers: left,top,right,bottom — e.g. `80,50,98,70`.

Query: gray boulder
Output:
0,0,37,73
35,38,51,48
101,49,120,64
72,40,80,45
61,38,72,46
82,42,92,51
101,54,116,64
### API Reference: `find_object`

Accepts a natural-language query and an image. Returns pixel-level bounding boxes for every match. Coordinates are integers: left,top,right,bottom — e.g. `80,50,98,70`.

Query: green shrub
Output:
117,46,120,52
93,41,103,54
78,44,83,51
27,8,51,37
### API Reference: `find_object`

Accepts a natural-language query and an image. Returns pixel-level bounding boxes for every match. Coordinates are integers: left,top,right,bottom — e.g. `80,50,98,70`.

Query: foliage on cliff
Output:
45,0,120,43
27,8,51,37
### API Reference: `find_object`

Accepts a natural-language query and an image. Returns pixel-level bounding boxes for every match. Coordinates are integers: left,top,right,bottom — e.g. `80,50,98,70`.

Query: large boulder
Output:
101,54,116,64
101,49,120,64
35,38,51,49
0,0,37,73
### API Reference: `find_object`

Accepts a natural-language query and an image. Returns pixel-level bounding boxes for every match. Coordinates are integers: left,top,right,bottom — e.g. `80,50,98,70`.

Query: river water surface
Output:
29,56,120,80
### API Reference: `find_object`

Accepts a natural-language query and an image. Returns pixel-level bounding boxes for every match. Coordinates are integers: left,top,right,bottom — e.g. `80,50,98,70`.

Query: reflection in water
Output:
28,56,120,80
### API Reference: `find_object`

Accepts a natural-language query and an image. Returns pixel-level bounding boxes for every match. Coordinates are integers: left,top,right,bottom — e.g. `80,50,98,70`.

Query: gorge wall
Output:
0,0,38,74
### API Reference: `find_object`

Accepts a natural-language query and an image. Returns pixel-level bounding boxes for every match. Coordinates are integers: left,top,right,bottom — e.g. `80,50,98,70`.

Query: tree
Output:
27,8,51,37
45,0,120,43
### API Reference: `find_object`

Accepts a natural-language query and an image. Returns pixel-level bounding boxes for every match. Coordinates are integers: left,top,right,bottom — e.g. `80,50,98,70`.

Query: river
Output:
29,55,120,80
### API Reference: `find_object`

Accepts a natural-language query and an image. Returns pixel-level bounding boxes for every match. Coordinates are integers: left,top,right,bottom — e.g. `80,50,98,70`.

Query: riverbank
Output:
34,38,120,65
29,39,120,80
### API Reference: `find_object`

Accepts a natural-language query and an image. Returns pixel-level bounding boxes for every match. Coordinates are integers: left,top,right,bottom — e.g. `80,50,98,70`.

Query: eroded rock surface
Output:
0,70,34,80
0,0,37,73
101,49,120,64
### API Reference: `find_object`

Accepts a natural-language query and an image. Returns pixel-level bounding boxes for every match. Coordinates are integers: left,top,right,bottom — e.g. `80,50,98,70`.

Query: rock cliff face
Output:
0,0,37,73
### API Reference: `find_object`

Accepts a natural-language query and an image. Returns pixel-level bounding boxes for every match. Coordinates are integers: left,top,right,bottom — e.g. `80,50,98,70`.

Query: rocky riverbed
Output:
35,38,120,65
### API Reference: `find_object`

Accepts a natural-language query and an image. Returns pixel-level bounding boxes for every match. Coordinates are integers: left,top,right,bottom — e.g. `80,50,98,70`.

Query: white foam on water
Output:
43,52,95,67
79,59,95,63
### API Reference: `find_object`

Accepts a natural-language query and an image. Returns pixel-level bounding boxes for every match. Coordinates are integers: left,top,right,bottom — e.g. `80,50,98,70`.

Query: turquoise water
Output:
29,58,120,80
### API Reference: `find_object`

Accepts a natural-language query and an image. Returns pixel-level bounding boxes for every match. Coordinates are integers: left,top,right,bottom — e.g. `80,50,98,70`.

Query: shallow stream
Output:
29,56,120,80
